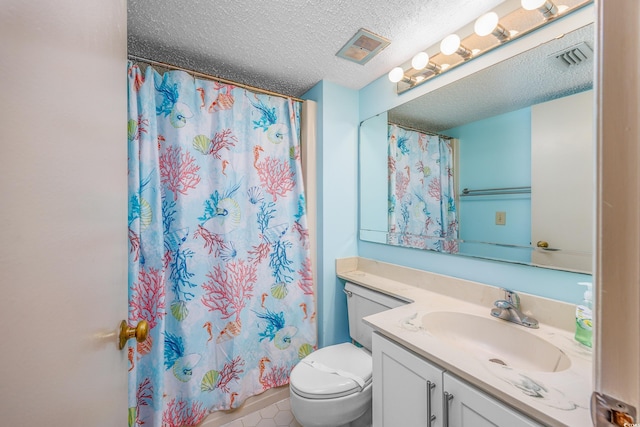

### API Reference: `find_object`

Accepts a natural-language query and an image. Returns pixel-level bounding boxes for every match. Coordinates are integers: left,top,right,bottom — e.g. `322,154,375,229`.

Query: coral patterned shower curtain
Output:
387,124,459,253
127,62,315,427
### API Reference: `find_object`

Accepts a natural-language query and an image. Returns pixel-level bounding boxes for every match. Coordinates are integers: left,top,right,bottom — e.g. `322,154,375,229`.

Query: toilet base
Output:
348,405,372,427
290,383,372,427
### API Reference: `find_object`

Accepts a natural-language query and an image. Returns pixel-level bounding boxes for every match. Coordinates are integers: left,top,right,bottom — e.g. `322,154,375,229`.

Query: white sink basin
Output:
422,311,571,373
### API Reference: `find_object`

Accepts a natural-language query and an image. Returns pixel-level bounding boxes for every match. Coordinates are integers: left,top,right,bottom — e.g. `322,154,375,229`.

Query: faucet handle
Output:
494,300,512,309
501,288,520,309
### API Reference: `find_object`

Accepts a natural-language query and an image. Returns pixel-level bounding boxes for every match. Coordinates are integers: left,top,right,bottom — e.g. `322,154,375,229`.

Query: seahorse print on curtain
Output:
127,62,316,427
387,124,459,253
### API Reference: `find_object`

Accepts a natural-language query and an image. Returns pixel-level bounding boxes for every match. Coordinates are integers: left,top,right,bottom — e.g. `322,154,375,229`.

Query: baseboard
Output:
199,386,290,426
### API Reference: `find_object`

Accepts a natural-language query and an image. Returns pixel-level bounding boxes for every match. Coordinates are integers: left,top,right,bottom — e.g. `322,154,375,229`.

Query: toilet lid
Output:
290,343,372,399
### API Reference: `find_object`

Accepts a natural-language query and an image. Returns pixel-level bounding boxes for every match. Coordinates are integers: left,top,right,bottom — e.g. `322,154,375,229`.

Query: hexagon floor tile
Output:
220,398,302,427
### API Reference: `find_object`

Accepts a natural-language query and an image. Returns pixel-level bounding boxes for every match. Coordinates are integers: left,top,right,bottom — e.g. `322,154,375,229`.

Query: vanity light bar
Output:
388,0,592,91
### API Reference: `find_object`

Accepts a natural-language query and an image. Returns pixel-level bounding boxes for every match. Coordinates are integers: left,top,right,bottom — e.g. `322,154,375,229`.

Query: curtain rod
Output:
388,122,453,140
128,55,303,103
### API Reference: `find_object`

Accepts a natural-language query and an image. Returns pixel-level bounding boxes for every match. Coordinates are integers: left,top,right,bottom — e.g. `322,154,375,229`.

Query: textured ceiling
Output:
388,23,594,132
127,0,504,97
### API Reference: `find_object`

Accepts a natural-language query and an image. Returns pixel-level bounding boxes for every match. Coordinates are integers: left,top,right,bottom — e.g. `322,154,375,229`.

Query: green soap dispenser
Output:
575,282,593,347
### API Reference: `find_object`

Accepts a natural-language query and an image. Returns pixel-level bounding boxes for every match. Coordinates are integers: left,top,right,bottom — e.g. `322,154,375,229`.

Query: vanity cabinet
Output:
372,333,542,427
443,373,541,427
372,331,443,426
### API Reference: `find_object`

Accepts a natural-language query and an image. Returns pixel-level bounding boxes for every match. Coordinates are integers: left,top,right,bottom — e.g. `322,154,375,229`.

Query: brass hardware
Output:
591,392,636,426
537,240,549,248
119,320,149,350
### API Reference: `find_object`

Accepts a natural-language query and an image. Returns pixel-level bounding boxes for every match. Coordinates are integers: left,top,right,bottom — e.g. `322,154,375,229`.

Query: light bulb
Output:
411,52,430,70
521,0,558,18
388,67,405,83
440,34,461,55
521,0,547,10
474,12,499,36
475,12,510,41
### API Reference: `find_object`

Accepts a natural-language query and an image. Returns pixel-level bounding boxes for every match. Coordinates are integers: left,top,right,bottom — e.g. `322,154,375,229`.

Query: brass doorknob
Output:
536,240,549,248
119,320,149,350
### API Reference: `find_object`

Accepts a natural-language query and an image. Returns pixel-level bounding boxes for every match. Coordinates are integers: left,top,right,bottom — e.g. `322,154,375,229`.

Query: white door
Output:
595,0,640,423
0,1,128,426
531,90,594,273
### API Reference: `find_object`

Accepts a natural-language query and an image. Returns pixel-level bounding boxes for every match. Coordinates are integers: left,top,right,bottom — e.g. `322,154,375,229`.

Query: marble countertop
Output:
336,257,593,427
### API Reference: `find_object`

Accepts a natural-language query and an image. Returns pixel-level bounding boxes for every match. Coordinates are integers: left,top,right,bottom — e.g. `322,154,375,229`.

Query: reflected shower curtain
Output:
127,62,315,427
387,124,458,253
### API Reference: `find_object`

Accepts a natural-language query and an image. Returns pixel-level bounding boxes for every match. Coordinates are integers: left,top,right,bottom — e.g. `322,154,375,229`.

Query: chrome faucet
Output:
491,289,539,328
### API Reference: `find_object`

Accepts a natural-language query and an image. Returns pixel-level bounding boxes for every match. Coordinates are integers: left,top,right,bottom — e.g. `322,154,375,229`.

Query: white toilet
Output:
289,282,406,427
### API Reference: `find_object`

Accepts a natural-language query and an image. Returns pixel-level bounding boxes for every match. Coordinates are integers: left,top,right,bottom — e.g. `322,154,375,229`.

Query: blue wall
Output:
352,7,597,307
359,112,389,240
444,107,532,262
306,78,591,349
303,81,359,347
446,108,531,190
357,75,591,305
301,4,594,350
306,60,594,347
357,240,591,301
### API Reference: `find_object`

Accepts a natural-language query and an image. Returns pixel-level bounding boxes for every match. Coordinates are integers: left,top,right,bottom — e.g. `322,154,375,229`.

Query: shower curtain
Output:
127,62,315,427
387,124,458,253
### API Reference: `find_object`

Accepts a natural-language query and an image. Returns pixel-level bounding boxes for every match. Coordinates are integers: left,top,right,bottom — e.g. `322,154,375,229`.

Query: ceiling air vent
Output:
336,28,390,65
551,42,593,67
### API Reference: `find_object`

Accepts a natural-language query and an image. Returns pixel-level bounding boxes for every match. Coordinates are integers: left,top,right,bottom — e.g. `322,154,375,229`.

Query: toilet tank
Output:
345,282,408,350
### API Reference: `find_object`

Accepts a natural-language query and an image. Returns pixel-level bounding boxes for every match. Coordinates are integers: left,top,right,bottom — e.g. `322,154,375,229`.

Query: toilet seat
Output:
290,343,372,399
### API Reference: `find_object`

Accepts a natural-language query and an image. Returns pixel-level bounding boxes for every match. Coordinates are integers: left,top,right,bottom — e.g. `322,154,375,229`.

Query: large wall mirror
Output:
359,23,594,273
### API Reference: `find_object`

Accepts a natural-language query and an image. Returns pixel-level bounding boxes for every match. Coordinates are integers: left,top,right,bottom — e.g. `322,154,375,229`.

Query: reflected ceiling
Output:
388,23,593,131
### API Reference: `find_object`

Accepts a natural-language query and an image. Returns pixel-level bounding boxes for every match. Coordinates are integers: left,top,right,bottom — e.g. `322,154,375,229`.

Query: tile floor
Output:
220,398,302,427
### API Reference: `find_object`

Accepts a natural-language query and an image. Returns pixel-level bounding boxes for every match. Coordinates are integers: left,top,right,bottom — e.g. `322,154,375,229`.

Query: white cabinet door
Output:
373,333,443,427
443,373,542,427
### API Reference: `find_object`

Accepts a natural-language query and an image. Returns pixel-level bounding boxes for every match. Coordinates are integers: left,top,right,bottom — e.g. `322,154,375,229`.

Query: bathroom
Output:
1,0,638,426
